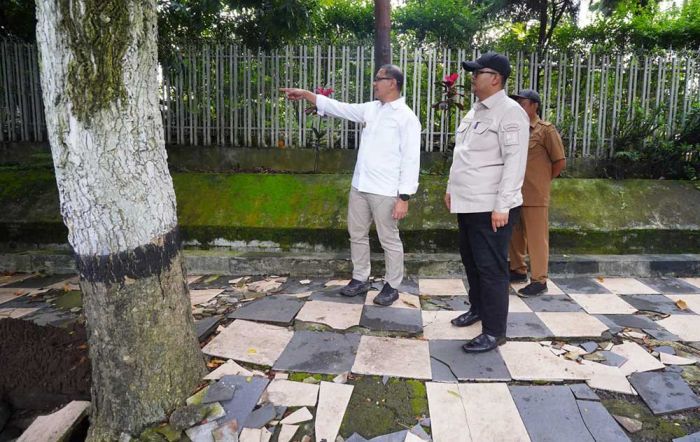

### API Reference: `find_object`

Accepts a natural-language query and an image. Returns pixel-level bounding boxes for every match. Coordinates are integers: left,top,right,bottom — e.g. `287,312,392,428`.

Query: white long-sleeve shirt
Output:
315,95,422,197
447,89,529,213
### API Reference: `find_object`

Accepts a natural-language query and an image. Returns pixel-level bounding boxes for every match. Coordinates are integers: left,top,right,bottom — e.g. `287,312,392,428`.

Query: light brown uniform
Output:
508,116,565,283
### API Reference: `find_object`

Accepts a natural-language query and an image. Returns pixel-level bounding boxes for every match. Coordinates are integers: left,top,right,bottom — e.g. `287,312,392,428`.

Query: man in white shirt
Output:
445,52,529,352
281,65,421,306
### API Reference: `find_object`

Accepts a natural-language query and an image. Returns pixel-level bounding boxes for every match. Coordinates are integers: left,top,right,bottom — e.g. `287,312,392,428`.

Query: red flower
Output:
443,73,459,87
315,87,334,97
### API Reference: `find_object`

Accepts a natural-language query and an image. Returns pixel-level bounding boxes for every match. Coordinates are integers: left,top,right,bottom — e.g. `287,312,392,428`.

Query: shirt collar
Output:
475,89,506,110
382,96,405,110
530,115,541,128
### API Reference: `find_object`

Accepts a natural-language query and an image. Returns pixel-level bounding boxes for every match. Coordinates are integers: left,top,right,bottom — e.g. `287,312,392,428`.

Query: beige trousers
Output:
348,187,404,288
509,206,550,283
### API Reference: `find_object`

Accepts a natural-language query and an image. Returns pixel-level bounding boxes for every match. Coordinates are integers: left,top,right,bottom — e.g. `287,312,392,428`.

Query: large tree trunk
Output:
35,0,206,440
374,0,391,70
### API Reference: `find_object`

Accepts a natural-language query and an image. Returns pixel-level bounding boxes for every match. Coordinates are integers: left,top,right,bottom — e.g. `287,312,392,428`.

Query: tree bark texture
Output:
374,0,392,70
35,0,206,439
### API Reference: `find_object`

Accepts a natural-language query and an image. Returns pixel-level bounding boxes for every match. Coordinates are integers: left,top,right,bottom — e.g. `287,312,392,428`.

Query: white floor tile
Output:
315,381,353,442
666,295,700,315
658,315,700,341
536,312,609,337
509,295,533,313
580,360,637,395
421,311,481,340
500,341,593,381
352,336,431,379
459,383,530,442
295,300,363,330
190,289,224,306
419,279,467,297
597,278,659,294
262,380,319,407
569,294,638,314
365,292,420,309
426,382,472,442
202,319,293,366
611,341,665,375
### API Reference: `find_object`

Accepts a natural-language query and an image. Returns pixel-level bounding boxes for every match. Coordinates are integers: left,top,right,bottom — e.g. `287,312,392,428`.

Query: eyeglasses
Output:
472,70,499,77
374,76,394,82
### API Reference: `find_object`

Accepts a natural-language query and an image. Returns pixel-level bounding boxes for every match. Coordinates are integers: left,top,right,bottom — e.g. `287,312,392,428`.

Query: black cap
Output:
461,52,511,78
509,89,541,104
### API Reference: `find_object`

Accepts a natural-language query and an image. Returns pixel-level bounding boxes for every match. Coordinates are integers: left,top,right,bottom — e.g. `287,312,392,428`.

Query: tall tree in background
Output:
375,0,391,69
35,0,206,439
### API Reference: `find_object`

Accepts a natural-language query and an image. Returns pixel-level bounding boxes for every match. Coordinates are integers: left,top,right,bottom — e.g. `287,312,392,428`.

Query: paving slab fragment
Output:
421,296,471,311
203,377,237,404
205,360,254,380
277,424,300,442
660,352,697,365
239,428,272,442
309,287,367,305
421,310,481,340
365,292,420,309
629,371,700,415
419,279,467,297
276,278,328,294
639,278,700,294
408,424,431,441
346,433,370,442
353,336,431,379
185,421,218,442
576,400,630,442
611,341,666,375
280,407,313,425
360,305,422,333
425,382,471,442
459,383,530,442
0,307,40,319
17,400,90,442
244,403,277,428
430,356,458,383
191,289,225,306
522,295,584,312
620,295,696,316
3,274,74,289
580,342,599,353
429,340,510,381
228,295,304,325
600,351,628,368
536,312,609,337
656,315,700,341
569,294,638,315
580,360,637,395
506,312,554,338
274,331,360,375
219,375,270,429
262,379,319,407
367,430,408,442
613,415,643,433
500,341,592,381
202,319,294,366
316,381,354,442
510,385,594,442
597,278,659,295
295,300,363,330
570,384,600,401
195,316,223,342
551,277,610,295
674,431,700,441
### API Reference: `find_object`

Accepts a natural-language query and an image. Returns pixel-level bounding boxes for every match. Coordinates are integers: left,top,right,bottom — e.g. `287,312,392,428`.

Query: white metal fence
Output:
2,38,700,158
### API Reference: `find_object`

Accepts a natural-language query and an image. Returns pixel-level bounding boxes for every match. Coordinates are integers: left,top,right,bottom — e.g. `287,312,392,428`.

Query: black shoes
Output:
373,283,399,306
517,281,547,297
462,333,506,353
340,278,371,297
509,270,528,283
451,310,481,327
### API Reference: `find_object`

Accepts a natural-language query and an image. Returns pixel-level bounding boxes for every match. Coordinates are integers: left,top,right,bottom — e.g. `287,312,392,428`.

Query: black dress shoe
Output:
517,281,547,297
373,283,399,306
450,310,481,327
509,270,528,283
462,333,506,353
340,278,370,297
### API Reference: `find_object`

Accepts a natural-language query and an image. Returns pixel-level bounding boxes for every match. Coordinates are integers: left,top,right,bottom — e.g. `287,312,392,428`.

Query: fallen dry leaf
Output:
675,299,688,310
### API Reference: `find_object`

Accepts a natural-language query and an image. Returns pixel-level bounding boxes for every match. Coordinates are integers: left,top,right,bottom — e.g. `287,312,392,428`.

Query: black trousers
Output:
457,206,521,337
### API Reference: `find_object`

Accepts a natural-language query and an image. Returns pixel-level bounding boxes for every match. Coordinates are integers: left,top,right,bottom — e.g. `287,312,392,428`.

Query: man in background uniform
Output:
508,89,566,297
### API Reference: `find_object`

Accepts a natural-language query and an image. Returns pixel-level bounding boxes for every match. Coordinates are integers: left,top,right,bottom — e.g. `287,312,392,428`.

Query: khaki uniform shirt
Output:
447,90,529,213
522,116,566,207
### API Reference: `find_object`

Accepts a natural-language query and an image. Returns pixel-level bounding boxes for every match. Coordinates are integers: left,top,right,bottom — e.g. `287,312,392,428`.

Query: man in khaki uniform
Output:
508,89,566,297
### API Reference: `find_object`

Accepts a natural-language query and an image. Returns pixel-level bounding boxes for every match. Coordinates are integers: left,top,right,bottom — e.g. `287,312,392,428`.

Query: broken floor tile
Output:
580,341,599,353
315,382,354,442
0,288,29,306
597,277,659,295
430,356,458,383
421,296,471,311
3,274,74,289
190,275,240,290
396,277,420,295
408,424,430,441
569,294,638,315
499,341,592,381
190,289,224,306
510,385,594,442
580,360,637,395
346,433,369,442
522,295,584,312
551,277,610,295
228,295,304,325
506,312,554,338
620,294,696,316
195,316,222,342
0,307,40,319
295,300,363,330
352,336,431,380
421,310,480,340
660,352,697,365
654,345,676,355
365,291,420,309
205,360,253,380
418,279,467,297
674,431,700,441
629,371,700,415
309,288,366,305
655,315,700,341
459,383,529,442
360,305,422,334
536,312,608,337
262,379,319,407
429,340,510,381
244,403,277,428
639,277,700,294
247,278,286,293
239,428,272,442
569,384,600,401
576,399,630,442
202,319,294,366
218,375,270,430
276,278,327,294
611,341,666,375
367,430,408,442
280,407,313,425
600,351,628,368
425,382,470,442
277,424,299,442
16,400,90,442
203,377,236,404
185,421,218,442
273,331,360,375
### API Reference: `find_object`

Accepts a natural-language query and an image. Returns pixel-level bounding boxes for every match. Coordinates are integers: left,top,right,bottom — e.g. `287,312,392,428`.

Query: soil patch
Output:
0,318,90,411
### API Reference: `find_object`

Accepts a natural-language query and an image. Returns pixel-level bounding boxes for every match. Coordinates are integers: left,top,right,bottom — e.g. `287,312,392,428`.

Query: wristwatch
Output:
399,194,410,201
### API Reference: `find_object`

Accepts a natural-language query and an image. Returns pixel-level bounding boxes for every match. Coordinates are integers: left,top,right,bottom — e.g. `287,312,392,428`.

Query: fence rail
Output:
2,38,699,158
